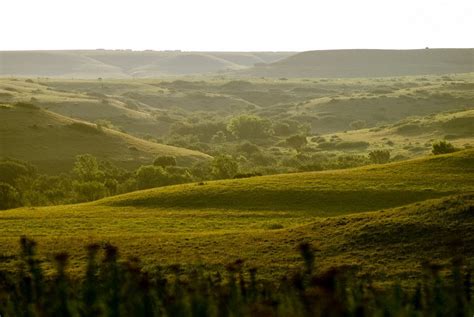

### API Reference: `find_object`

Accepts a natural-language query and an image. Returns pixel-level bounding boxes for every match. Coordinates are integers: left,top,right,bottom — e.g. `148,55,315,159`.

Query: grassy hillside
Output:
0,103,211,172
103,149,474,213
0,150,472,283
242,49,474,78
312,108,474,157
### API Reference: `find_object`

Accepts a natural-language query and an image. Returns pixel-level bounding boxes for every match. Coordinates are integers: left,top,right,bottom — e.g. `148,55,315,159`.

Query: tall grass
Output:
0,237,472,316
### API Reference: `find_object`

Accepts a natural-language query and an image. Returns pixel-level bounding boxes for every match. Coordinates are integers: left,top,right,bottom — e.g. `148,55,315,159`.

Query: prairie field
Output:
1,50,473,316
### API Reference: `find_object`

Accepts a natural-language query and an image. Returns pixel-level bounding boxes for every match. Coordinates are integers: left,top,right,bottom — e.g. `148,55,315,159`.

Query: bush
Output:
369,150,391,164
432,140,458,155
285,135,307,151
73,181,108,202
236,142,261,156
0,160,34,185
335,141,370,150
211,155,239,179
136,165,168,189
0,182,21,210
153,156,177,168
227,115,272,140
73,154,104,182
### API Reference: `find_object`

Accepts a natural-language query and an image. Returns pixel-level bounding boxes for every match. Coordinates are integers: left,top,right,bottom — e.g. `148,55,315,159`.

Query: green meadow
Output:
1,150,472,285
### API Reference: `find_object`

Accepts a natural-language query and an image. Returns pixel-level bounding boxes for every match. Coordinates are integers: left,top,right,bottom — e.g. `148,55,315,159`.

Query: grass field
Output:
1,150,472,285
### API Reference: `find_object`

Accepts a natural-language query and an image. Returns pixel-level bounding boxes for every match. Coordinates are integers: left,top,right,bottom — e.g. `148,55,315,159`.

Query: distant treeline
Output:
0,237,472,316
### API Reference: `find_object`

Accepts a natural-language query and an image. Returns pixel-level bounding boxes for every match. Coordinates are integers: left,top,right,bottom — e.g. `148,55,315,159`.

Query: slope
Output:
0,190,471,284
0,103,211,172
312,108,474,158
102,149,474,214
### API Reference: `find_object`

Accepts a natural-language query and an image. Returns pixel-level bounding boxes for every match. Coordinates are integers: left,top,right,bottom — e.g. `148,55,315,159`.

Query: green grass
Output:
0,150,472,284
103,148,474,213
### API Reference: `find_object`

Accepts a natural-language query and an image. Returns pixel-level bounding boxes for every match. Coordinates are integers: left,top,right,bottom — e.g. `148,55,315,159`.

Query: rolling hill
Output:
102,148,474,214
242,49,474,78
0,50,295,78
0,150,472,282
310,108,474,157
0,103,211,172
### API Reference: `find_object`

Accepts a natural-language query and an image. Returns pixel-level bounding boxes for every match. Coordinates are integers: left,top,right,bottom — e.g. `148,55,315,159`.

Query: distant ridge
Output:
0,50,294,78
240,48,474,78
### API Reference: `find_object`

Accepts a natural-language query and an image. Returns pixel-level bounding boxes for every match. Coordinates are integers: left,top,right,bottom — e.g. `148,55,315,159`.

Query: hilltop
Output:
0,150,472,282
241,49,474,78
0,103,211,172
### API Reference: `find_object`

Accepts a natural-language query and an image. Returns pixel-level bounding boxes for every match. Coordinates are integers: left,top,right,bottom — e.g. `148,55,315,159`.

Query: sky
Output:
1,0,472,51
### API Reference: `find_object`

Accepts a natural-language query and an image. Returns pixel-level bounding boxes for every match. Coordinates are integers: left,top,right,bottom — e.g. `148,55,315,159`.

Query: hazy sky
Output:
1,0,472,51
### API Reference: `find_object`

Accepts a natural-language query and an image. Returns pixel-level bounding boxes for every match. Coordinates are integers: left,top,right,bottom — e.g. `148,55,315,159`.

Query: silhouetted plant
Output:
0,238,472,316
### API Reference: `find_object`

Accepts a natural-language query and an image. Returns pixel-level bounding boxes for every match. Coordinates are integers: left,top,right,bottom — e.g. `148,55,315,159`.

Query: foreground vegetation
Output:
0,237,472,317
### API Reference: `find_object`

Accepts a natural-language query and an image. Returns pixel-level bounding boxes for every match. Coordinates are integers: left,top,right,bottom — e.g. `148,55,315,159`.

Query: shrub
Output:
211,155,238,179
0,160,33,185
233,172,262,179
73,154,103,182
335,141,370,150
153,156,177,168
369,150,391,164
227,115,272,140
432,140,458,155
285,135,308,151
136,165,168,189
73,181,108,202
0,182,21,210
236,142,261,156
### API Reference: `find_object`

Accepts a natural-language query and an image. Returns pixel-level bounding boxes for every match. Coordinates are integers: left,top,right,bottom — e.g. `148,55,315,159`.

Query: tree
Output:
0,159,35,186
432,140,457,155
153,156,177,168
136,165,168,189
211,131,227,143
211,155,239,179
73,181,107,202
0,182,21,210
227,115,271,140
73,154,103,182
369,150,391,164
286,135,307,151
